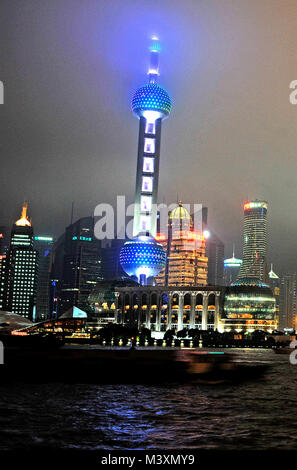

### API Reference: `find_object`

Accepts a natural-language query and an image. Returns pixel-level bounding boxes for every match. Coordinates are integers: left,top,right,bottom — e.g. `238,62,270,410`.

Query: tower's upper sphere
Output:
132,84,172,118
119,236,166,279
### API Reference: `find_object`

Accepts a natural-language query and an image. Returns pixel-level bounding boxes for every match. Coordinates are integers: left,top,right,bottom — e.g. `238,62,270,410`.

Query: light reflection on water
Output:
0,349,296,450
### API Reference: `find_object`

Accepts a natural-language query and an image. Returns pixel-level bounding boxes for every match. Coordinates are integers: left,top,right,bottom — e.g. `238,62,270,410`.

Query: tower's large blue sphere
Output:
132,84,172,118
119,236,166,279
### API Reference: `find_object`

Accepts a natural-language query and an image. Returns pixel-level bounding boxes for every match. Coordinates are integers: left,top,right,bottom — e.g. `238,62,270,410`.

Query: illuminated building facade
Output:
0,226,9,255
206,232,224,286
97,285,223,334
120,38,170,285
0,254,6,310
120,236,166,286
156,203,208,287
238,201,268,281
58,217,103,314
221,278,277,332
279,273,296,330
268,264,280,326
34,236,54,321
3,203,38,319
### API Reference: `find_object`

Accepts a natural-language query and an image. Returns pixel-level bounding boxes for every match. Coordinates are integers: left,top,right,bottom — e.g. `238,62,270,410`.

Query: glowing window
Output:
142,176,153,193
143,157,154,173
141,196,152,212
144,138,155,153
145,122,155,134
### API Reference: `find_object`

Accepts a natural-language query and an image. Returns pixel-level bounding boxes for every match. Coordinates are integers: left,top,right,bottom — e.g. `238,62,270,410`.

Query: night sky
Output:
1,0,296,273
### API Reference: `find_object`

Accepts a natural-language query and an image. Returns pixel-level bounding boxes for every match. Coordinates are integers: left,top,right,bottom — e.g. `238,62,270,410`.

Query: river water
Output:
0,349,296,450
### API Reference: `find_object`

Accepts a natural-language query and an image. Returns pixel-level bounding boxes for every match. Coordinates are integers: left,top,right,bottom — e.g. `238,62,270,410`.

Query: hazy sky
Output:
0,0,296,273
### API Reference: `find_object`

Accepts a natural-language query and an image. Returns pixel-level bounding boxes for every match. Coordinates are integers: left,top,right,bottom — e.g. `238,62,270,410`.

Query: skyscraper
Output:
3,203,38,319
156,202,208,286
279,273,296,330
223,247,242,285
238,201,268,282
120,38,170,285
58,217,103,314
206,232,224,286
0,226,9,255
268,264,280,327
0,254,7,310
34,235,54,321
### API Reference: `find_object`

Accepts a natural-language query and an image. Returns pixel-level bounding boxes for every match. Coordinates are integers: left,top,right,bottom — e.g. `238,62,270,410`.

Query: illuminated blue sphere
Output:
119,236,166,279
132,84,172,118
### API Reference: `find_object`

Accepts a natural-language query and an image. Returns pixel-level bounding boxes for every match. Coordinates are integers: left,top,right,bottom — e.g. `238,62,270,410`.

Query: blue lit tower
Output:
120,38,171,285
132,37,171,237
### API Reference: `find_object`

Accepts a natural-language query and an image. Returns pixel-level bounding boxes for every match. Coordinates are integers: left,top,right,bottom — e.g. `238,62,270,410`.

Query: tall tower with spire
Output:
3,203,38,319
132,37,172,237
120,38,171,285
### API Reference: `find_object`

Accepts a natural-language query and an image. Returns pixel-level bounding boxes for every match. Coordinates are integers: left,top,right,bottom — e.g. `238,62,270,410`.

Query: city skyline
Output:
0,0,296,275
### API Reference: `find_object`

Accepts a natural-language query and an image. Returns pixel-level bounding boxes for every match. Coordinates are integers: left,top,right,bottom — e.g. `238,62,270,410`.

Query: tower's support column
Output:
214,293,221,330
202,292,208,330
146,296,151,329
155,293,161,332
167,292,172,330
190,292,196,329
178,292,184,331
114,292,119,324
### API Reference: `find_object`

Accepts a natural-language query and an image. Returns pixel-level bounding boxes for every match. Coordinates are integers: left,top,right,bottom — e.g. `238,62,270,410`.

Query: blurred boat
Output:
0,336,269,384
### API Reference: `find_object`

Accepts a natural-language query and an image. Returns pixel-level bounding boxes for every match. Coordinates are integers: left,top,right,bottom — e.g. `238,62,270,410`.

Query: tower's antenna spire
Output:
148,36,161,84
232,243,235,258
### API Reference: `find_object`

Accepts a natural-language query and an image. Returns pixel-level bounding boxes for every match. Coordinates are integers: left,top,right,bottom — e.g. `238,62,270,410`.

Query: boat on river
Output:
0,333,269,384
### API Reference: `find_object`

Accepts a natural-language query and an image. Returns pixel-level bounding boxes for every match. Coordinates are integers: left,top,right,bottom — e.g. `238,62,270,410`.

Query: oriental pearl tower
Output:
120,37,172,285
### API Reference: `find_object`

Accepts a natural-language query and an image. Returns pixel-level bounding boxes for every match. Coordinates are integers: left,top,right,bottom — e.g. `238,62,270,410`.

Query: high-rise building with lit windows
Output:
57,217,103,314
3,203,38,319
34,235,54,321
279,273,296,330
223,247,242,285
238,201,268,282
120,38,170,285
0,254,7,310
156,202,208,287
268,264,280,326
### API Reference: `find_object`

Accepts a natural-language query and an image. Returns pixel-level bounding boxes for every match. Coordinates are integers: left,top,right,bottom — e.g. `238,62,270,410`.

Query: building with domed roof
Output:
156,202,208,287
220,277,277,332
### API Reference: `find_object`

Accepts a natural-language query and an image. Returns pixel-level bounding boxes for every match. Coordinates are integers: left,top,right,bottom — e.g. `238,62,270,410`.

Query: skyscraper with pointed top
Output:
2,203,38,319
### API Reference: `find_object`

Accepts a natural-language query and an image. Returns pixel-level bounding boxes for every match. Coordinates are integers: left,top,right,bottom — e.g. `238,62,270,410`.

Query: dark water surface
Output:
0,349,296,450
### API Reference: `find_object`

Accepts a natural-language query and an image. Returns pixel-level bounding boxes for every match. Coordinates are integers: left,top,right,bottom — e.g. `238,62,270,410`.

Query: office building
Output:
156,202,208,286
58,217,103,314
206,232,224,286
268,264,280,326
223,247,242,285
34,235,54,321
279,273,297,330
3,203,38,319
238,201,268,282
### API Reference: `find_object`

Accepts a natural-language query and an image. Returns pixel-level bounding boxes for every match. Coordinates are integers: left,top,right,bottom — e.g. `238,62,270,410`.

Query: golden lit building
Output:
156,202,208,287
